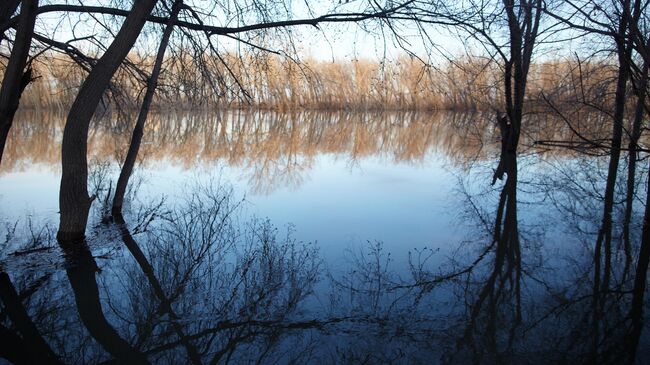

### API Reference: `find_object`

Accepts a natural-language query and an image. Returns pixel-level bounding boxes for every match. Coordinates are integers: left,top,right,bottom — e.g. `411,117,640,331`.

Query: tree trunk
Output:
57,0,158,242
0,0,20,44
112,0,181,216
591,10,630,361
594,26,629,299
623,62,647,274
0,0,37,165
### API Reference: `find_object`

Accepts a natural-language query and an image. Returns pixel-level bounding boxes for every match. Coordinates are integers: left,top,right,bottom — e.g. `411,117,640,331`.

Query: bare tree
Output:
388,1,546,336
0,0,20,44
57,0,159,241
0,0,38,164
622,2,650,361
112,0,182,216
543,3,645,359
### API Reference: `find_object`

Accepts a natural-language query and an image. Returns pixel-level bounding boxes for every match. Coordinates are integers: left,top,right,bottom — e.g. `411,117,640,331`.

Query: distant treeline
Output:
16,53,618,112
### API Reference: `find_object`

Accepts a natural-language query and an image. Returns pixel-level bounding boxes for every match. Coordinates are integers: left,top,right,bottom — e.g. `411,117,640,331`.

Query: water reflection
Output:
1,110,649,364
2,110,600,193
1,166,648,364
2,186,330,363
0,271,63,364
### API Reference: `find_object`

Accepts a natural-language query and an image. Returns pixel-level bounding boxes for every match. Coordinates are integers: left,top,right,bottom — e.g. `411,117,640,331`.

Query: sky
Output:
28,0,468,63
16,0,593,72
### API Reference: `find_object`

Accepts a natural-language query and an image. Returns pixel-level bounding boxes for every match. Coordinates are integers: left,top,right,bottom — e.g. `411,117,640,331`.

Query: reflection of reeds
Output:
4,109,614,174
10,53,619,112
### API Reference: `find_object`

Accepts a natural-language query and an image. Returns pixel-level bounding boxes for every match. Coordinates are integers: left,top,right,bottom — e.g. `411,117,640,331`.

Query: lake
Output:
0,110,647,364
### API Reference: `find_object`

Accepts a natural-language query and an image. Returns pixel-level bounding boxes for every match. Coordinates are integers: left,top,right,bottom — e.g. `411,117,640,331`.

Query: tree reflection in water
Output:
0,173,647,364
3,110,588,194
1,184,332,364
1,111,649,364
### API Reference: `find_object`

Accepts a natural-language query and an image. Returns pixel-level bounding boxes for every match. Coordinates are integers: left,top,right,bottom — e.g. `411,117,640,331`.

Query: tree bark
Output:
0,0,37,165
0,0,20,44
57,0,158,242
112,0,181,216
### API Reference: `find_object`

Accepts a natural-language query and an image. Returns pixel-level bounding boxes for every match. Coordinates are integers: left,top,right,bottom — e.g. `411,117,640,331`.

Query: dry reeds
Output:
8,52,621,112
4,108,616,176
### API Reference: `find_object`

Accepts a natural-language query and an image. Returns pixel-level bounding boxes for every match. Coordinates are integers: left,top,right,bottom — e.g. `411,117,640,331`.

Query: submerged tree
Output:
111,0,182,216
0,0,37,164
621,1,650,362
543,2,650,360
57,0,159,241
387,1,547,351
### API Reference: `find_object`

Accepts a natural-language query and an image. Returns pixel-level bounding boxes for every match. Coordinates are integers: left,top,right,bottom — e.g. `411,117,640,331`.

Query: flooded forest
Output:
2,0,650,364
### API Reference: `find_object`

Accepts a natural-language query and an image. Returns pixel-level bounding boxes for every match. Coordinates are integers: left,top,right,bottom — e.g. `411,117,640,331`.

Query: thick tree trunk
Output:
0,0,20,44
0,0,37,165
57,0,158,242
112,0,181,216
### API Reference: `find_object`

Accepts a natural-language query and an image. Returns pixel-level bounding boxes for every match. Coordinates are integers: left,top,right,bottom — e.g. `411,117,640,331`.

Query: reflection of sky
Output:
0,167,61,219
0,150,462,271
146,152,462,267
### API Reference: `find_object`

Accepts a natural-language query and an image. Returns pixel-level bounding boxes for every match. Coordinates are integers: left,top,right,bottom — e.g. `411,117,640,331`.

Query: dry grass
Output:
9,52,620,112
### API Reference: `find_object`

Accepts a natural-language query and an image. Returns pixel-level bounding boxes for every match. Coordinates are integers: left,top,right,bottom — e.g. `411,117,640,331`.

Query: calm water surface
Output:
0,110,647,364
1,111,471,265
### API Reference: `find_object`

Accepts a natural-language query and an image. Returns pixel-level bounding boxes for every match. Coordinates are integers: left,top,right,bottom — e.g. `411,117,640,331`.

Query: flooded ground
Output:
0,110,648,364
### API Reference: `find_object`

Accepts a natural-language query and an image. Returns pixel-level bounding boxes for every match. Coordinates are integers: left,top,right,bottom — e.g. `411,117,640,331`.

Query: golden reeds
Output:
8,52,620,112
3,108,617,175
